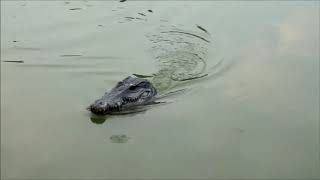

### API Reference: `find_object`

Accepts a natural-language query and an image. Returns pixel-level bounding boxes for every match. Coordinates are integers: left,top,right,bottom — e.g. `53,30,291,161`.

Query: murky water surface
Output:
1,1,319,179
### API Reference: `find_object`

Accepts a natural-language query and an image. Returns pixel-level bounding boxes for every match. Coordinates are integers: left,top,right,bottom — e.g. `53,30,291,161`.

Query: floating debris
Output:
138,13,146,16
160,30,210,43
148,9,153,13
60,54,82,57
69,8,82,10
110,134,130,143
135,17,146,21
124,16,135,19
98,24,104,27
12,40,18,42
119,0,127,2
2,60,24,63
196,24,209,34
13,47,40,51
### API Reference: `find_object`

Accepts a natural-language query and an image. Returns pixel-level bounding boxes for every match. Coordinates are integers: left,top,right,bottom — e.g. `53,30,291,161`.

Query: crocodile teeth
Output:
108,104,122,111
122,97,139,104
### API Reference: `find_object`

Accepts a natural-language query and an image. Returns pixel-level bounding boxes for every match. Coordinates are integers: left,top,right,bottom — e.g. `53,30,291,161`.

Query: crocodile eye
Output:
129,86,137,90
116,81,123,87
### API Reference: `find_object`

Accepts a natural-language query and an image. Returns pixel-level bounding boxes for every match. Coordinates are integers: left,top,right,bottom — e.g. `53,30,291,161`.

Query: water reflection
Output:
90,114,108,124
89,108,148,124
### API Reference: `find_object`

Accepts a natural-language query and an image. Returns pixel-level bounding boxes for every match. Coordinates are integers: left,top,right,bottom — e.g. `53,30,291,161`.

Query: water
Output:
1,1,319,179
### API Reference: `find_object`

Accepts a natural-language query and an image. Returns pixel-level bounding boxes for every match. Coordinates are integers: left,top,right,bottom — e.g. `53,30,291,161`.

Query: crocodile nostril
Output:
95,100,107,107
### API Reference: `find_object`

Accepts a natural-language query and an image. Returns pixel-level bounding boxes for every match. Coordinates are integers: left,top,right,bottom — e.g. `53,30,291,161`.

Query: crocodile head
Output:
88,76,157,115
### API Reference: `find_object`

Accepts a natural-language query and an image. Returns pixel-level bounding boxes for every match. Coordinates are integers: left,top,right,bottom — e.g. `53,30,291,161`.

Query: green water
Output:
1,1,319,179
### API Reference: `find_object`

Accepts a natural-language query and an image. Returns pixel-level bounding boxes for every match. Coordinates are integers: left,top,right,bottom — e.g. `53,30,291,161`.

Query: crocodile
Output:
88,75,158,115
88,20,213,115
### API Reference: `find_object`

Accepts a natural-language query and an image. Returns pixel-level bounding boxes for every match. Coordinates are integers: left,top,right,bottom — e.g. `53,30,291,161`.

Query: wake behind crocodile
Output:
145,26,212,92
